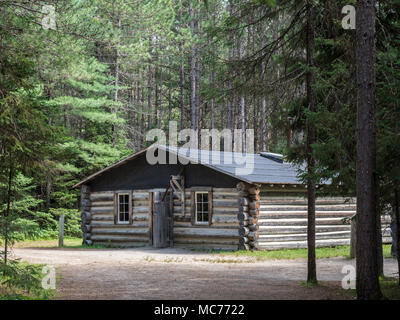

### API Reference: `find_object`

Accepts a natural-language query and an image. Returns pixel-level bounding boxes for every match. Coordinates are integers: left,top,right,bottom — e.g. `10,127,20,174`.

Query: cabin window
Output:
117,193,130,224
195,192,209,224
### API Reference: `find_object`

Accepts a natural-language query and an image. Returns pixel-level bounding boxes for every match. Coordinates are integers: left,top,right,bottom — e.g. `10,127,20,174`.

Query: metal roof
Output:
159,145,303,185
73,144,304,188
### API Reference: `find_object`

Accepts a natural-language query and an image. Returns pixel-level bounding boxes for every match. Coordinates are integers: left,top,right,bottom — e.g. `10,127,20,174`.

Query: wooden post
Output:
350,215,357,259
58,214,65,248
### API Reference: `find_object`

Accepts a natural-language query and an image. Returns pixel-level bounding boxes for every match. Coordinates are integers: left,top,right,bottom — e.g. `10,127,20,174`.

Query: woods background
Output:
0,0,398,241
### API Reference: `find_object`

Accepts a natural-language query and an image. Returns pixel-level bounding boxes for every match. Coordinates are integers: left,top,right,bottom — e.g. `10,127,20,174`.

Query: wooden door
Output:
152,191,173,248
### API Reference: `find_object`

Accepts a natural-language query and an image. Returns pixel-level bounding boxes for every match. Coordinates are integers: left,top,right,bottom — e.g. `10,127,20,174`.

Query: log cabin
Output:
73,145,390,250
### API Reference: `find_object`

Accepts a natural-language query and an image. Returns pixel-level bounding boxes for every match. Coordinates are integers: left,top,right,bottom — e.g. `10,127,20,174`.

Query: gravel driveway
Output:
11,247,398,300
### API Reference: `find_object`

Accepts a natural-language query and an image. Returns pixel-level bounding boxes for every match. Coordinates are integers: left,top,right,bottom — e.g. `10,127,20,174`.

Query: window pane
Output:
118,194,130,222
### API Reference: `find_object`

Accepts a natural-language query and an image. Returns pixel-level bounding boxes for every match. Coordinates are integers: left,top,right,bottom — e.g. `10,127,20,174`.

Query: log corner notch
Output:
237,182,260,250
80,185,93,246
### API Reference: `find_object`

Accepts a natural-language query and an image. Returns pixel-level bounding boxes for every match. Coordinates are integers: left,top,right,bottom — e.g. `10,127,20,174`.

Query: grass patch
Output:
381,278,400,300
205,245,393,260
13,237,112,249
0,261,55,300
341,278,400,300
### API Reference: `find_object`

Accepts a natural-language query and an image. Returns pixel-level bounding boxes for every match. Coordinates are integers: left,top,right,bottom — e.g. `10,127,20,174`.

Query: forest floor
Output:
11,246,399,300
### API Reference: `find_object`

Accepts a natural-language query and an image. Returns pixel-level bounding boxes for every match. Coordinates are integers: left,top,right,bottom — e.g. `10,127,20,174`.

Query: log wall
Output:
256,190,392,250
86,189,150,247
82,187,241,249
172,188,240,250
81,185,392,250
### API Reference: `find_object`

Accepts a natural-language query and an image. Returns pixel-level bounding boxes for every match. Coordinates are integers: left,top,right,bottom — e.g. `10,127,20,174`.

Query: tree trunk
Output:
189,2,197,130
3,162,13,275
147,39,153,131
112,14,121,147
394,188,400,286
306,0,317,284
179,1,185,130
355,0,382,300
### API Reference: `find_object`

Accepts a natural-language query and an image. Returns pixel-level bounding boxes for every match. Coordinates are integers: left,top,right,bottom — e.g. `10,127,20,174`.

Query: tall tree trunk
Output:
112,14,121,147
237,36,245,153
306,0,317,284
355,0,382,300
189,2,197,130
147,40,153,131
3,161,13,275
179,1,185,130
195,0,201,132
394,188,400,286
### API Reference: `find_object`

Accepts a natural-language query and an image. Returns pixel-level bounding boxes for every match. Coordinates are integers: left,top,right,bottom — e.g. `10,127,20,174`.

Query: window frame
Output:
194,191,210,225
116,192,131,224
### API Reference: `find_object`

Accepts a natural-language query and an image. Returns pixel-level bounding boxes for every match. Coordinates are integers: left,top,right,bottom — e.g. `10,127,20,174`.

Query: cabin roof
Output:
73,145,303,188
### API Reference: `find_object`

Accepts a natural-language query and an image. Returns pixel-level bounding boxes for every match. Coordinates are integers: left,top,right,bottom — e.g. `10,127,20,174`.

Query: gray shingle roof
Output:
73,144,304,188
159,145,303,185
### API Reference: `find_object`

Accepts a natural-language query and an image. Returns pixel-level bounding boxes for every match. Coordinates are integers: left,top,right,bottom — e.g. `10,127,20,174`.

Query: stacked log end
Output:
81,185,93,246
237,182,260,250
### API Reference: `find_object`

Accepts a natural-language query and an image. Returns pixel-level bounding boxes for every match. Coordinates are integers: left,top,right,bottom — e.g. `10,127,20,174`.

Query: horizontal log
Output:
212,214,238,224
248,209,259,217
239,227,249,237
90,201,113,207
83,233,91,240
173,238,238,245
258,225,351,234
213,193,238,200
213,208,239,215
258,231,351,242
91,207,114,214
132,194,149,200
247,231,259,241
212,188,237,193
174,243,238,251
259,205,356,211
91,235,149,242
91,222,148,228
132,214,149,221
92,228,149,236
257,238,351,250
249,201,260,210
258,217,346,226
258,210,355,217
91,215,113,221
248,224,259,232
90,193,114,201
248,217,258,225
81,211,91,223
239,237,249,245
237,212,249,221
132,207,149,214
82,224,92,233
173,227,238,238
133,200,148,207
213,201,238,208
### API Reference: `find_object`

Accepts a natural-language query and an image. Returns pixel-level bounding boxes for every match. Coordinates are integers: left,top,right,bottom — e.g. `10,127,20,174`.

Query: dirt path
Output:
11,247,398,300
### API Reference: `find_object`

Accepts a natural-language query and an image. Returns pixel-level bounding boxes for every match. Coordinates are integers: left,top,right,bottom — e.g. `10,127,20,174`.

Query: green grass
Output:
13,237,112,249
0,262,56,300
342,278,400,300
380,278,400,300
207,245,393,260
